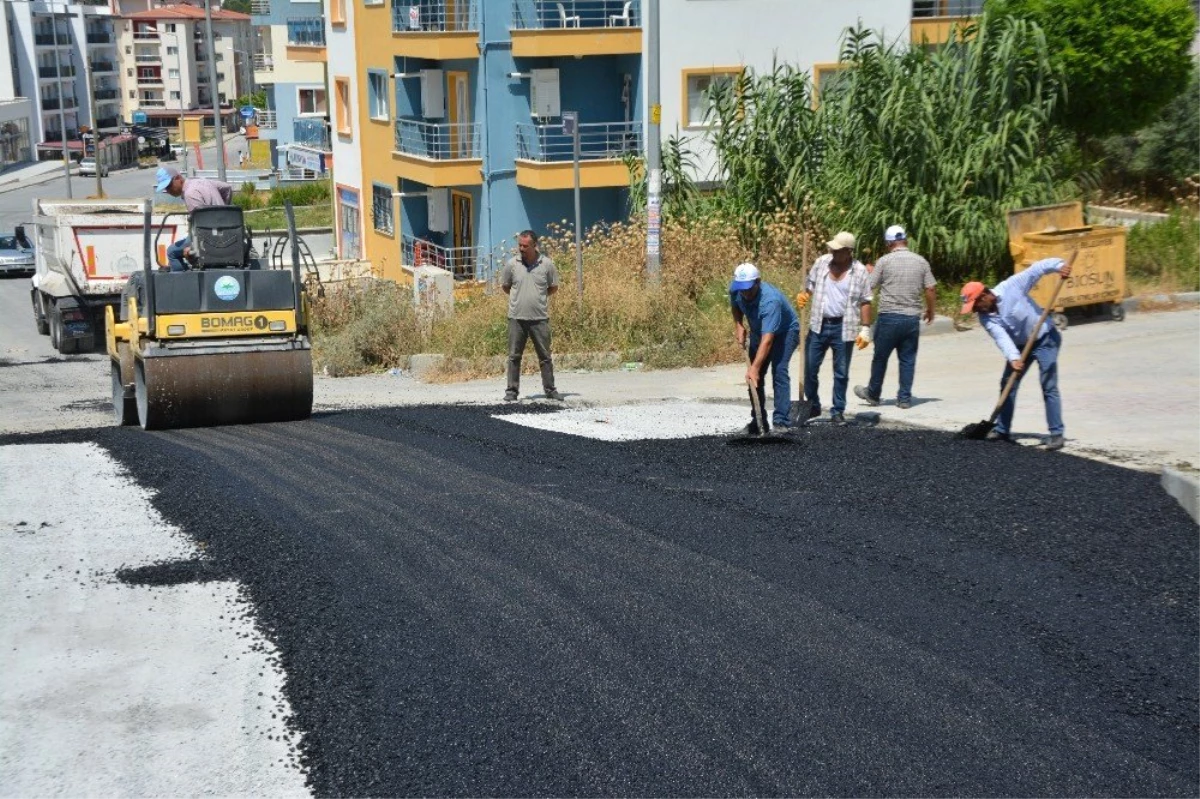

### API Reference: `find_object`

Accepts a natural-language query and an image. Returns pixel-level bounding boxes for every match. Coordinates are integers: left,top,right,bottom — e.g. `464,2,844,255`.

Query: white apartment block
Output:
115,4,253,129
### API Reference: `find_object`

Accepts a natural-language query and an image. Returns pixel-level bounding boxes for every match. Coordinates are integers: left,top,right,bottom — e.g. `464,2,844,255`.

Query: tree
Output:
986,0,1198,139
222,0,252,12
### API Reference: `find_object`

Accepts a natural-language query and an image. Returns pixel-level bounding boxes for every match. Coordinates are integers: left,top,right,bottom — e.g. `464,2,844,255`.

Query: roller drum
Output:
135,346,313,430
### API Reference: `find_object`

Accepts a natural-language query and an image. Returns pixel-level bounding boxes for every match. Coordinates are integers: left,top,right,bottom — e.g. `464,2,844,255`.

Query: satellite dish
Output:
138,136,146,144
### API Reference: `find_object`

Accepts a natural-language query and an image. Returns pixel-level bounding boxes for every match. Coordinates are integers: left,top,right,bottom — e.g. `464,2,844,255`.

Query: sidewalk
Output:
316,308,1200,475
0,161,67,192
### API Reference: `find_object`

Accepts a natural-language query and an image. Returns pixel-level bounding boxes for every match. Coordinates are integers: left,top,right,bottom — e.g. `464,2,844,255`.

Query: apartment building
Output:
1,1,120,153
251,0,330,177
116,4,253,131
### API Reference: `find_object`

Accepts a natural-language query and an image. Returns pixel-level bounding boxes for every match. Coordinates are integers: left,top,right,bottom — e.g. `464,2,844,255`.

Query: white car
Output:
77,157,108,177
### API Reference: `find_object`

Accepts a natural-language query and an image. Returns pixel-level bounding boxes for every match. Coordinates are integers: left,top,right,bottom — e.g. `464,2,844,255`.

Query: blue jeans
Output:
804,318,854,414
749,326,800,427
167,237,191,272
996,328,1064,436
867,312,920,403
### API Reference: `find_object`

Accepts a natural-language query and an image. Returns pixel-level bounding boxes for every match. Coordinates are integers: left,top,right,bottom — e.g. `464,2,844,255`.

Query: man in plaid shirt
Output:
795,231,874,425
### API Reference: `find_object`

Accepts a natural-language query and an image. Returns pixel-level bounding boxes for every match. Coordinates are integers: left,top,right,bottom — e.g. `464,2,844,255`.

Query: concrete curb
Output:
1161,467,1200,525
1123,293,1200,312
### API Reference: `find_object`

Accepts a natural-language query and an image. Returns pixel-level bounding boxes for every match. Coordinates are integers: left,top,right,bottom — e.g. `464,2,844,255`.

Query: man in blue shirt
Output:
960,256,1074,450
730,262,801,434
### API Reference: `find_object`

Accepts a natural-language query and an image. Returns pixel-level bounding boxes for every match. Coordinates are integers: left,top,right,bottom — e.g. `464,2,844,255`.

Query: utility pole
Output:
645,0,660,282
204,0,227,181
51,1,72,198
563,111,584,300
84,56,103,198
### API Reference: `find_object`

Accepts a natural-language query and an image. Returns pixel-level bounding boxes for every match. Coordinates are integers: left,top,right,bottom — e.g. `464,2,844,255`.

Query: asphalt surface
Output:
6,407,1195,797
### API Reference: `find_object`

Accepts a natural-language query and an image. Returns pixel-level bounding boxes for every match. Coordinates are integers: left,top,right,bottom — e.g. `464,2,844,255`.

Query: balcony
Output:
90,61,116,74
133,29,160,41
34,32,68,46
294,117,331,150
392,119,482,186
286,18,326,62
95,88,120,100
138,99,167,108
135,54,159,63
257,110,277,129
41,98,72,111
911,0,982,44
392,0,479,59
86,32,114,44
251,0,271,15
403,234,495,282
39,65,75,79
253,53,274,73
96,116,120,129
137,75,164,87
515,121,639,189
510,0,641,57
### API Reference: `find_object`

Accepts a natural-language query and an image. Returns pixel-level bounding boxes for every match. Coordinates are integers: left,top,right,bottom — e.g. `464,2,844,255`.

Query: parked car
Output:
77,157,108,177
0,229,35,276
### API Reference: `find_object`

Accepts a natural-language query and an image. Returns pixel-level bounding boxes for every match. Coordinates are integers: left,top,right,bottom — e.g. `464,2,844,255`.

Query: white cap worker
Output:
794,232,874,425
853,224,937,410
729,262,800,435
154,166,233,272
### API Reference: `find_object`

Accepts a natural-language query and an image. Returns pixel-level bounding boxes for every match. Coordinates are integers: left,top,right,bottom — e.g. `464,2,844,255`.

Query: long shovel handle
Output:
987,250,1076,423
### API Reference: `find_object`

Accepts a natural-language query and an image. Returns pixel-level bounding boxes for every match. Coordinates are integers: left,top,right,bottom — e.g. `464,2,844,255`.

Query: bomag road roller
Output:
106,200,313,430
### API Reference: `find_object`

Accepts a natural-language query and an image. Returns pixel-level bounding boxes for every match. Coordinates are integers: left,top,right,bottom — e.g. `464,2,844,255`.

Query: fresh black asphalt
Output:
8,407,1197,797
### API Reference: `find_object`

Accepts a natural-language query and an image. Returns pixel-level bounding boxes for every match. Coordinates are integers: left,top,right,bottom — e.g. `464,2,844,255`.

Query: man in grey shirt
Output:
155,166,233,271
854,225,936,409
500,230,563,401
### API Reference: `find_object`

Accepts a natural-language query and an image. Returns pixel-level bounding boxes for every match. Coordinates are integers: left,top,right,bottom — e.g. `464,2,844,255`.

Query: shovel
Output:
790,254,815,426
960,252,1075,440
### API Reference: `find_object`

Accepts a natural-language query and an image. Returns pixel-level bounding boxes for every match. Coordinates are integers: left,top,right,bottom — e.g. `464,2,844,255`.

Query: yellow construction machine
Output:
106,200,313,429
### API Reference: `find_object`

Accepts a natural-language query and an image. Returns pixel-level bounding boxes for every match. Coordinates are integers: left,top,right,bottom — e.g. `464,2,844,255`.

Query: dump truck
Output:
106,200,313,429
30,199,182,354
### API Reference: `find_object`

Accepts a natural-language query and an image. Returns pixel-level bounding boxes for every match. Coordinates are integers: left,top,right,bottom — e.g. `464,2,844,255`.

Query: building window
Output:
367,70,388,121
128,90,135,99
371,183,393,235
170,91,181,100
165,23,175,32
168,68,179,79
167,46,178,55
298,88,327,115
681,67,742,128
812,63,851,107
335,76,352,136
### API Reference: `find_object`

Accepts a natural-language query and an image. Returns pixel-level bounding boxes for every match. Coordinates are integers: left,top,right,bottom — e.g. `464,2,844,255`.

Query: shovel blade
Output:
959,419,996,440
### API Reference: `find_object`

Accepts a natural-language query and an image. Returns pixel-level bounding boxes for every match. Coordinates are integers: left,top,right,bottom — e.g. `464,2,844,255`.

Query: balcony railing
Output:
253,53,274,72
286,18,325,47
256,110,277,129
96,117,120,129
912,0,984,16
86,32,114,44
34,33,68,46
403,234,497,282
94,88,119,100
294,117,331,150
393,0,479,32
394,119,481,159
510,0,639,29
90,61,116,73
135,54,159,63
133,30,160,40
251,0,271,15
38,65,75,79
139,99,167,108
516,121,641,162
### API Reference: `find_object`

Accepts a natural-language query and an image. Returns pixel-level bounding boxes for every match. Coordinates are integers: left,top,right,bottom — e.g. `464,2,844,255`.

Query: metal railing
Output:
133,29,160,40
138,98,167,107
293,117,331,149
394,119,481,160
251,0,271,15
95,88,119,100
38,65,74,79
516,120,640,161
253,53,274,72
86,32,114,44
912,0,984,17
287,18,326,46
90,61,116,73
257,110,277,129
137,75,164,86
392,0,479,33
34,33,68,46
135,54,158,63
511,0,639,29
96,117,120,129
402,234,497,282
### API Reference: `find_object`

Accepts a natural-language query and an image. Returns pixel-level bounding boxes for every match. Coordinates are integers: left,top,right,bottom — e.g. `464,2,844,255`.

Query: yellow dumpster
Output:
1007,202,1127,328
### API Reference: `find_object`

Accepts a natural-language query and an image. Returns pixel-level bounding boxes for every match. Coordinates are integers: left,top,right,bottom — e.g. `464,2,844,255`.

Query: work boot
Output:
504,391,519,402
896,400,912,410
853,385,879,406
544,389,565,402
830,411,846,426
986,430,1015,443
1043,434,1065,451
743,421,769,436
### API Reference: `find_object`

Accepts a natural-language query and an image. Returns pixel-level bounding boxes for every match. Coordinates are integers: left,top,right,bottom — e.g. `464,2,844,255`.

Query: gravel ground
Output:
8,406,1194,797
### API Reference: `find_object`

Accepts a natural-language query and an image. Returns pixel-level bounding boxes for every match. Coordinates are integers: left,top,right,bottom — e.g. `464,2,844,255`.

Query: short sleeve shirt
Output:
871,247,936,316
182,178,233,213
501,253,559,320
729,281,800,339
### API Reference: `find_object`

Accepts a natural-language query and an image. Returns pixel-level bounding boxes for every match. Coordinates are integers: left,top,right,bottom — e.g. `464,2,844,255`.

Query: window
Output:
125,45,131,54
335,76,352,136
167,46,178,55
682,66,742,128
165,23,175,32
371,183,393,235
127,68,133,77
298,88,327,115
812,63,851,108
168,68,179,79
367,69,388,121
128,90,135,99
218,72,226,82
170,90,181,100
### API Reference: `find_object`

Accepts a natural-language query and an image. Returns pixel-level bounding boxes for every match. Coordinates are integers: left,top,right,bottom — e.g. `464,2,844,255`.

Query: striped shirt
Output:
805,254,873,341
871,246,936,316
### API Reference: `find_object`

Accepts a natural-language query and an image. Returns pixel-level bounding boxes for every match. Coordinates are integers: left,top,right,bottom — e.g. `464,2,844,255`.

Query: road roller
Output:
106,200,313,430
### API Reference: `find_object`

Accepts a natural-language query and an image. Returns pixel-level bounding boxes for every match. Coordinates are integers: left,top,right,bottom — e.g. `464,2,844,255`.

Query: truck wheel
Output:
50,306,78,355
32,291,49,336
49,306,60,350
1110,303,1126,322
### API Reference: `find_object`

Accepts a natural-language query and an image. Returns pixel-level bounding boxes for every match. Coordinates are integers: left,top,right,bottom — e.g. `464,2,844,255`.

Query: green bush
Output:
1126,212,1200,292
269,181,330,209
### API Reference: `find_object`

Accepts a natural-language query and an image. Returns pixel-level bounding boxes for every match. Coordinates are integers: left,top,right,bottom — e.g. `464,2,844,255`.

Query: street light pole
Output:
563,111,583,301
51,1,72,198
167,32,188,173
645,0,661,282
84,55,103,198
203,0,227,181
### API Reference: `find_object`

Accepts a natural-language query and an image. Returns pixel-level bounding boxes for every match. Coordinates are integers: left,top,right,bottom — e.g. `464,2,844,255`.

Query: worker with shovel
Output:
959,256,1073,450
730,263,800,436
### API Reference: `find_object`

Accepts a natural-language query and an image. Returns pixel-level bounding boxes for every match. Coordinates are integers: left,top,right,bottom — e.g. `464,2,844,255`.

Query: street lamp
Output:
50,0,73,198
163,31,188,173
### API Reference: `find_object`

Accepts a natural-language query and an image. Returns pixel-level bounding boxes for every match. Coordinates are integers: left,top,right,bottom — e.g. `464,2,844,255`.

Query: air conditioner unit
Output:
530,68,560,119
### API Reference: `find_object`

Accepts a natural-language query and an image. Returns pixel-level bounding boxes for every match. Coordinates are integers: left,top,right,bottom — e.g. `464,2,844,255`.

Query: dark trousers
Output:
748,327,800,427
507,318,555,395
804,318,854,414
867,312,921,403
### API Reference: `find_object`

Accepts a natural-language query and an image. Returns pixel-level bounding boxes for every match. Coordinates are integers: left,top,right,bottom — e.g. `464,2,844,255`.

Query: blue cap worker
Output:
730,262,801,435
154,166,232,271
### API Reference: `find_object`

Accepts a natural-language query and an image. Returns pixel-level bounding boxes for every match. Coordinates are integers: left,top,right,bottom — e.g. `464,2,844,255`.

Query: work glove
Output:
855,325,872,350
795,291,811,310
